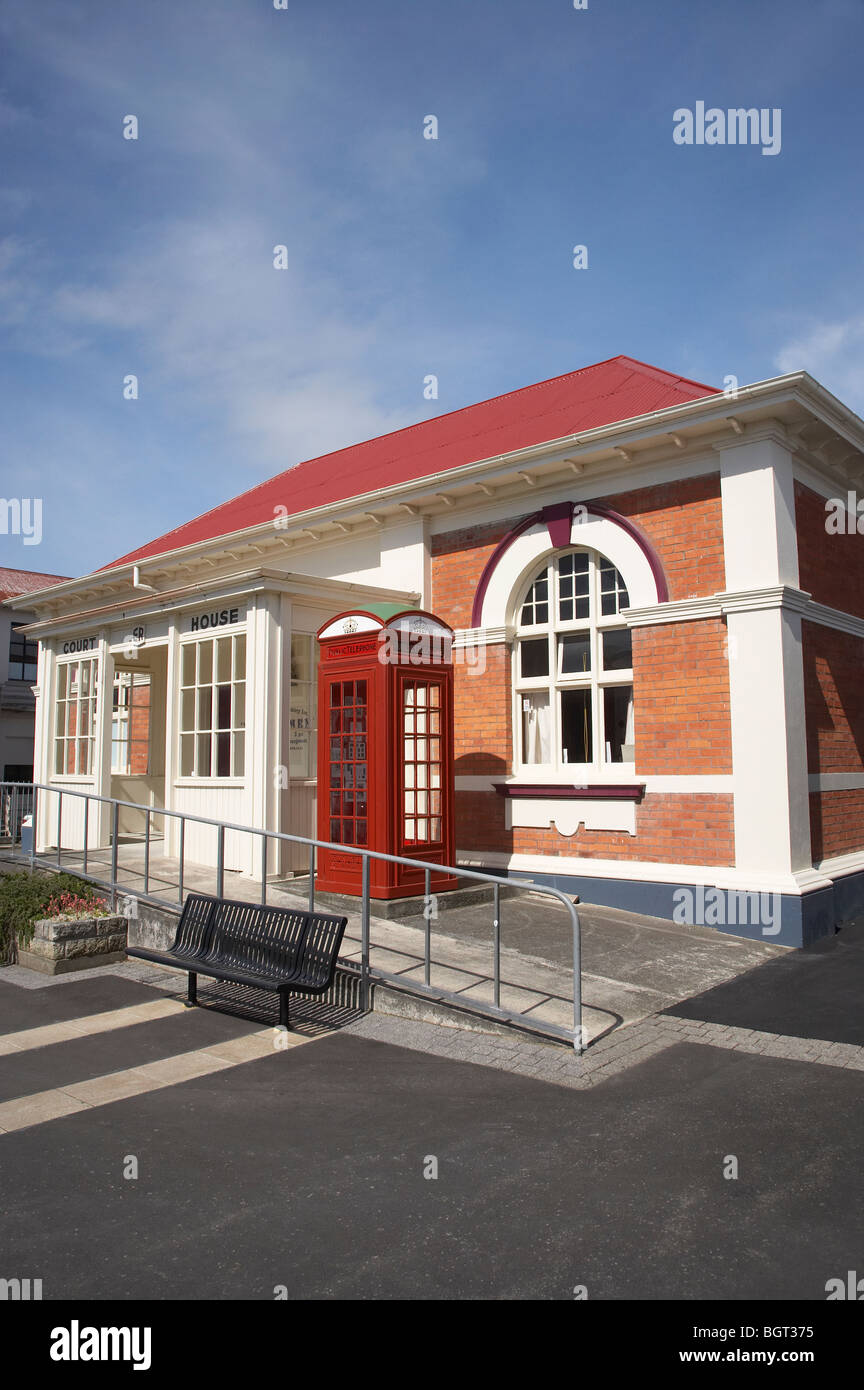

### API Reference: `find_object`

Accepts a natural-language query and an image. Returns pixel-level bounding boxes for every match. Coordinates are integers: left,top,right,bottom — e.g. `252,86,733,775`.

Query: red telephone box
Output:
315,609,458,899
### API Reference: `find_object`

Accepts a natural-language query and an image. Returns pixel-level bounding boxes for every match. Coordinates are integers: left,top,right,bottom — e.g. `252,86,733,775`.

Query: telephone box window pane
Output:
354,707,367,733
330,820,341,842
330,683,341,708
356,790,367,816
561,689,593,764
330,709,342,734
343,682,354,706
330,763,342,787
405,818,415,841
431,817,441,840
330,790,340,815
329,737,340,760
602,628,632,671
342,792,354,817
356,820,367,846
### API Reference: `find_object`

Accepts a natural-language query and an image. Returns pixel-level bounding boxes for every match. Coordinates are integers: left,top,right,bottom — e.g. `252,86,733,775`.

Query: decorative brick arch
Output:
471,501,668,629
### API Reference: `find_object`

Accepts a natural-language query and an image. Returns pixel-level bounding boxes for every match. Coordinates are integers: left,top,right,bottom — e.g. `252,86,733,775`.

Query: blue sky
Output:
1,0,863,578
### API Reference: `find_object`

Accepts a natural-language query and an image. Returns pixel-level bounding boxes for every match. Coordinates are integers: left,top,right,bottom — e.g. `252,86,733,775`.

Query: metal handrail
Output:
0,781,584,1051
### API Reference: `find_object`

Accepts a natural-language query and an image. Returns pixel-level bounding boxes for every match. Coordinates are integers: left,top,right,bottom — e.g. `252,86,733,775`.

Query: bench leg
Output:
185,972,197,1008
279,992,290,1030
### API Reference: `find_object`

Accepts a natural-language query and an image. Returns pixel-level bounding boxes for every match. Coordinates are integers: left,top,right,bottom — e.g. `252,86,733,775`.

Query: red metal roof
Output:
0,567,71,602
106,355,718,570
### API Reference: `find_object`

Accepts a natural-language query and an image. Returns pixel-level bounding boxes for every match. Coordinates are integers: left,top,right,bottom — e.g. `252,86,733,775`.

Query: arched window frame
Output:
512,546,635,775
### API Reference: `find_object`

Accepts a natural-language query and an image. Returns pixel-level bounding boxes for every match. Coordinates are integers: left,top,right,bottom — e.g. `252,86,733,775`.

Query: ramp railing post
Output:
216,824,225,900
83,796,89,875
178,815,185,906
260,833,268,906
493,882,501,1010
424,867,431,987
308,844,315,912
110,801,119,910
361,852,370,1011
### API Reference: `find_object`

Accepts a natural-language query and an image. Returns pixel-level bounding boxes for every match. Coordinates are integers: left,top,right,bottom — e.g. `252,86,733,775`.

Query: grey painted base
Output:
477,866,864,949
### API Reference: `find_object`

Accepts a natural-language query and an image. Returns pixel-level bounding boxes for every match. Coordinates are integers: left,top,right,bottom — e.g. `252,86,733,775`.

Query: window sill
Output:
494,781,644,802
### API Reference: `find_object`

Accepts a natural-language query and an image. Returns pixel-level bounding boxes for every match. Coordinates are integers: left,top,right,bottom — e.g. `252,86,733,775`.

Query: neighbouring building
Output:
8,356,864,946
0,567,70,787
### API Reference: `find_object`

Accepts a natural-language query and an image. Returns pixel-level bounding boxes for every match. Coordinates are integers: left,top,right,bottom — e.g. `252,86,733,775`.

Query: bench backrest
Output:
293,911,349,991
169,893,220,959
208,900,310,975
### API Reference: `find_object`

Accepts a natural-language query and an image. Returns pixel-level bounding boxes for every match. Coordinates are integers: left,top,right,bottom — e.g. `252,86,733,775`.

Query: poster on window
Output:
289,686,314,777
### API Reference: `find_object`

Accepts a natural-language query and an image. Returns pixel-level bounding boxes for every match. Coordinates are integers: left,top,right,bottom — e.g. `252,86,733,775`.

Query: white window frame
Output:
512,547,635,777
54,656,100,779
178,632,247,781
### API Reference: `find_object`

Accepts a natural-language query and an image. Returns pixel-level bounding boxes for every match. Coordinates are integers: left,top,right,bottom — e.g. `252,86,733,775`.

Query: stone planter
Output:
17,915,127,975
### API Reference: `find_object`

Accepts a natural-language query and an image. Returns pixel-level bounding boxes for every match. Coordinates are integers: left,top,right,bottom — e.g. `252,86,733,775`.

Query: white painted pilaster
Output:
718,432,815,882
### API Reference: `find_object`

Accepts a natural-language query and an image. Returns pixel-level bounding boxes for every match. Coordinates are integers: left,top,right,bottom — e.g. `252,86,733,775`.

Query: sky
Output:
1,0,863,579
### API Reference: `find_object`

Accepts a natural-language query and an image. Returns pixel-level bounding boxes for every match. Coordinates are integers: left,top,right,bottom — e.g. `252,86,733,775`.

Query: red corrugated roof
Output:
0,567,71,602
106,355,718,570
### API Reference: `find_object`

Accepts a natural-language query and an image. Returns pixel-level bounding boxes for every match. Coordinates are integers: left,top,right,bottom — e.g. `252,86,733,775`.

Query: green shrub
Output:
0,872,108,964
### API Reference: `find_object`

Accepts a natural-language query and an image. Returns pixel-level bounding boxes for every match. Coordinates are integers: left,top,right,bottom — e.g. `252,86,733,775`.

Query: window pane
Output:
602,628,632,670
559,634,591,675
198,640,213,685
216,637,232,684
181,643,195,686
600,560,629,615
520,638,549,679
604,685,634,762
234,634,246,680
520,691,551,764
180,734,194,776
561,689,592,764
233,732,245,778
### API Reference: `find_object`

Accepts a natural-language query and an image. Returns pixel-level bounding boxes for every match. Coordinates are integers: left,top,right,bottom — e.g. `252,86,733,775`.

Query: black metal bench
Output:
128,893,348,1028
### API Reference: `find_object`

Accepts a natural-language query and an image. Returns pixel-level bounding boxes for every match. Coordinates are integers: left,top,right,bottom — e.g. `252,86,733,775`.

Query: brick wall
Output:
802,617,864,860
632,618,731,774
796,481,864,620
810,789,864,862
456,790,734,867
437,473,732,867
802,620,864,774
430,471,725,627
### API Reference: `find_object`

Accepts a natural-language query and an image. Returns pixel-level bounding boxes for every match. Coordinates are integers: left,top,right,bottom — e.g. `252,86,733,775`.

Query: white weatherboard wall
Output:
719,432,814,885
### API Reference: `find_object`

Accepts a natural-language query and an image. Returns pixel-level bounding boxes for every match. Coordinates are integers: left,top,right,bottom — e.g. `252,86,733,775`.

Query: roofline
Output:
13,368,864,611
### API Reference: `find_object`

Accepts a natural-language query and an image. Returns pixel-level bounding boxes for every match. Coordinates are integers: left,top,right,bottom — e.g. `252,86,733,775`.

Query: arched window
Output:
513,548,634,771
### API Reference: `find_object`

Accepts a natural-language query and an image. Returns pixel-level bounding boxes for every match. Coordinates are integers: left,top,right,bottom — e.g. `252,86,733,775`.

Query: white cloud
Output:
775,318,864,414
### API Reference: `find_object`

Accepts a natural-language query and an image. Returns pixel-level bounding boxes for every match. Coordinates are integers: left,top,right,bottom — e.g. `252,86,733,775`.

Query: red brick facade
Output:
435,475,732,868
802,618,864,861
796,481,864,620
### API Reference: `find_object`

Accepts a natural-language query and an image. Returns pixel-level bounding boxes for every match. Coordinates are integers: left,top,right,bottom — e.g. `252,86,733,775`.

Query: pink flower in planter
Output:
44,891,110,921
